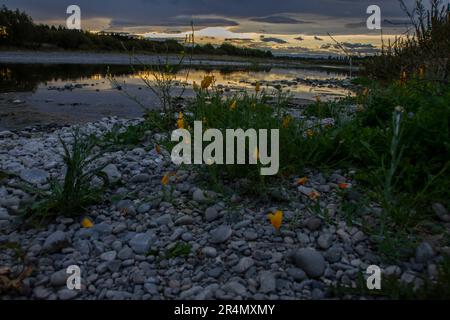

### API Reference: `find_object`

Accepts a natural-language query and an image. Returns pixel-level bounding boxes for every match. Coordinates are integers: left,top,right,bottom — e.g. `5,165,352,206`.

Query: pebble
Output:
223,281,247,296
306,217,322,231
432,203,450,222
234,257,254,273
205,207,220,222
102,164,121,183
317,234,333,250
210,225,232,244
291,248,326,278
243,230,258,241
175,215,194,226
19,168,49,185
43,231,70,253
100,251,117,261
192,189,208,203
50,269,69,287
415,242,434,263
259,271,276,294
287,268,307,281
57,289,79,300
129,232,155,254
0,117,440,301
130,173,151,183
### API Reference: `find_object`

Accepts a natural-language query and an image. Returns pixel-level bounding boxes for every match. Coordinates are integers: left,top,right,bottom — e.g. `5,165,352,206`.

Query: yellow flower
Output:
177,112,184,129
316,95,321,103
308,190,320,201
306,129,314,138
201,75,214,89
161,174,170,186
255,82,261,93
268,210,283,231
81,217,94,228
282,115,293,128
230,100,237,110
193,81,199,91
297,177,308,186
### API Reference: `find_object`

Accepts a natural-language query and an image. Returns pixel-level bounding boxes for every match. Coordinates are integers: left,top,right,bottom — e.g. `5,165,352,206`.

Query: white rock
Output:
102,164,121,183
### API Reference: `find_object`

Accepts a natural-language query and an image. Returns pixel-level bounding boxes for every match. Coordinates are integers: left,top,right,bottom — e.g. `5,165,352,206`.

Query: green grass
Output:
21,129,110,224
146,242,191,260
181,86,342,193
363,0,450,83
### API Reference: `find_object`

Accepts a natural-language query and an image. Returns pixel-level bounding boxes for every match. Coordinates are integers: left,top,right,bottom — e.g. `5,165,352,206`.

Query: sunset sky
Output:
4,0,439,56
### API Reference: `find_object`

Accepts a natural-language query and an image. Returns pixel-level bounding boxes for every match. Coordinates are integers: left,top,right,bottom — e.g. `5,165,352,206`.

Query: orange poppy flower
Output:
268,210,283,231
338,183,350,190
81,217,94,228
161,174,170,186
308,190,320,201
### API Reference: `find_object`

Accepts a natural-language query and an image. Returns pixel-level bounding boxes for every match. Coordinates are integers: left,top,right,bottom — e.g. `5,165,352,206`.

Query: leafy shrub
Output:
364,0,450,82
184,84,326,189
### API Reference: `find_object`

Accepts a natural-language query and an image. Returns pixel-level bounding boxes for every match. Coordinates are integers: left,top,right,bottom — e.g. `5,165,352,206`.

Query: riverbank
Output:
1,115,442,300
0,50,358,71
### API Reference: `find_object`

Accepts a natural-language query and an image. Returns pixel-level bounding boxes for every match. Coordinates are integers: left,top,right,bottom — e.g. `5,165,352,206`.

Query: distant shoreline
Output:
0,50,359,71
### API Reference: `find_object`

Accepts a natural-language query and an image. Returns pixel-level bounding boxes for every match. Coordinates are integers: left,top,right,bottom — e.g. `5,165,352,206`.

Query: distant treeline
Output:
0,6,273,58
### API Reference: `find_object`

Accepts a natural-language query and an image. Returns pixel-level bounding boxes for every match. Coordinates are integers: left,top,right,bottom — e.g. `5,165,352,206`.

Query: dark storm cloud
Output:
260,37,288,44
250,16,312,24
110,17,239,28
3,0,419,25
345,19,412,29
321,41,378,54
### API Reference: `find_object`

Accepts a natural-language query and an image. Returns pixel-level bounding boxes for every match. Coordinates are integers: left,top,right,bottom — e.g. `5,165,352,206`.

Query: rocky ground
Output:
0,117,446,300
